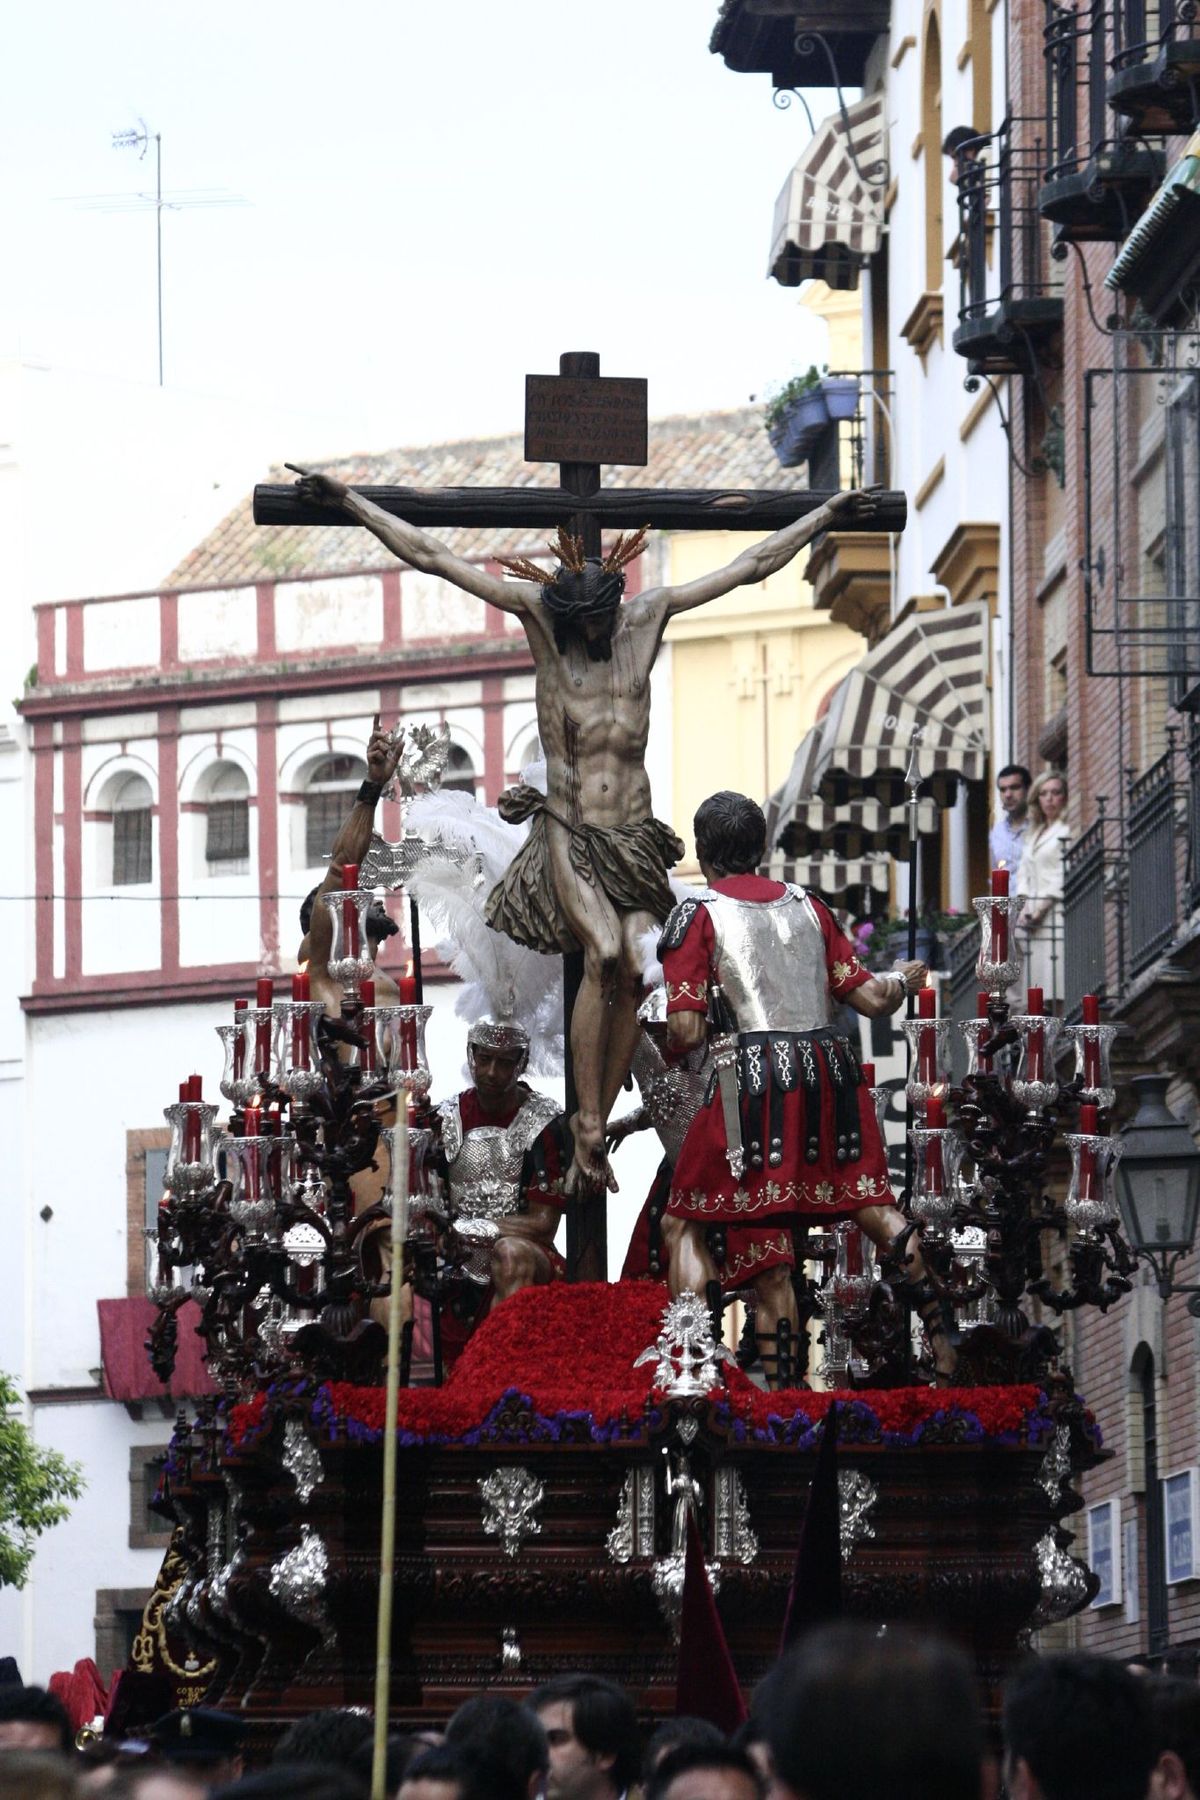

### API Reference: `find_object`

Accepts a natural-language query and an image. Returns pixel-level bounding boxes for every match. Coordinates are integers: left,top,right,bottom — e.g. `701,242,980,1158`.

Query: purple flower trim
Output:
304,1386,656,1450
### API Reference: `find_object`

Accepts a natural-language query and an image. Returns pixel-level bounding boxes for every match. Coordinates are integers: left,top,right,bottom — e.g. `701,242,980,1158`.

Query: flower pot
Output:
791,386,831,432
767,387,831,468
822,375,860,421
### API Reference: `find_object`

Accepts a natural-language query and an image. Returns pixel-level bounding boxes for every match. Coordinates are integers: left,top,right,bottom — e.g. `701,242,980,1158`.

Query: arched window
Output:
305,754,368,866
442,743,477,797
205,764,250,875
922,11,944,295
111,774,153,887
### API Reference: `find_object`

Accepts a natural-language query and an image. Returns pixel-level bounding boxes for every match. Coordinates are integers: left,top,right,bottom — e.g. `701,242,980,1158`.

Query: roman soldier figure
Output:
659,790,954,1384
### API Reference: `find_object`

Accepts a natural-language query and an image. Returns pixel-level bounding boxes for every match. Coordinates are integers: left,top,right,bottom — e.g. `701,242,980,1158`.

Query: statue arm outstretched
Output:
654,487,886,617
289,468,538,616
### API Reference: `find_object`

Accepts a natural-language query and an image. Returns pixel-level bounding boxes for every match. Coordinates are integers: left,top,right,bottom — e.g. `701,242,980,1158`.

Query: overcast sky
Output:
1,0,830,456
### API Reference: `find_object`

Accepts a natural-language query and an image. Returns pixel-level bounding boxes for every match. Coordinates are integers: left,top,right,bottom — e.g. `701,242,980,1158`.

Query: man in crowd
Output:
445,1695,548,1800
0,1685,72,1754
1002,1653,1154,1800
646,1742,763,1800
530,1674,641,1800
1147,1678,1200,1800
989,762,1032,873
758,1622,987,1799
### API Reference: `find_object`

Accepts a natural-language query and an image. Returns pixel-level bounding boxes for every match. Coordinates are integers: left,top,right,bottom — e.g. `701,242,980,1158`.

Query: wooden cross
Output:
254,352,906,1281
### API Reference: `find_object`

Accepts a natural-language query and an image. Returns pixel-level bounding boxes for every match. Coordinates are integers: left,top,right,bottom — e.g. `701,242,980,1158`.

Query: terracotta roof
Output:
165,404,807,589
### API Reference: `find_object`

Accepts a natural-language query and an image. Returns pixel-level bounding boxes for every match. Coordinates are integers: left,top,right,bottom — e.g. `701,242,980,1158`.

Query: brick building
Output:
708,0,1200,1661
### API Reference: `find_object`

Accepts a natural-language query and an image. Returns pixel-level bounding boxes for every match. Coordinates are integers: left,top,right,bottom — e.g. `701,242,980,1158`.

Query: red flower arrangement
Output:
224,1283,1081,1453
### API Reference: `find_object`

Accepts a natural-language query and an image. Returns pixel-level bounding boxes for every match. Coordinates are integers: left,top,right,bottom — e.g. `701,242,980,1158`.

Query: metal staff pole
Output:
903,738,923,1204
371,1086,408,1800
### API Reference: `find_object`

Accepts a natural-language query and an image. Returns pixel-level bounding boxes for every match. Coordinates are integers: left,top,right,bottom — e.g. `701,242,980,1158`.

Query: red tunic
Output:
662,878,891,1283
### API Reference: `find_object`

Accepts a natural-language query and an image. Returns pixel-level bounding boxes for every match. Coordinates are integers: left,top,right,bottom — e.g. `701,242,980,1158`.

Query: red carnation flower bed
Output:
226,1282,1072,1452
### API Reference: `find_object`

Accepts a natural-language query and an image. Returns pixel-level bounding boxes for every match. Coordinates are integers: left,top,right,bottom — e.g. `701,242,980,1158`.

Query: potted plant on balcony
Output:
764,366,831,467
821,373,861,421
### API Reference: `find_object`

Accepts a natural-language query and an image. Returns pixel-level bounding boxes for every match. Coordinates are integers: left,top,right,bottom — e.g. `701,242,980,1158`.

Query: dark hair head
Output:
996,764,1032,789
530,1674,641,1793
645,1716,727,1778
543,560,625,659
0,1685,72,1755
942,124,980,156
446,1694,548,1787
347,1733,414,1793
1003,1653,1155,1800
764,1624,982,1800
0,1752,81,1800
1148,1677,1200,1791
400,1743,523,1800
365,899,399,947
299,887,321,936
694,792,767,876
212,1767,367,1800
273,1708,374,1769
647,1741,763,1800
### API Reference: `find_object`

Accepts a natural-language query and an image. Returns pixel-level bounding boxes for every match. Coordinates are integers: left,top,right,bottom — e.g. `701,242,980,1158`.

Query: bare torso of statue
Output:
291,465,882,1191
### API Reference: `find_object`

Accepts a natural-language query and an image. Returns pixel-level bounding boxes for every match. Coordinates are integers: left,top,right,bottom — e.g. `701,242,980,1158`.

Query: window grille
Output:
113,797,152,886
304,754,367,866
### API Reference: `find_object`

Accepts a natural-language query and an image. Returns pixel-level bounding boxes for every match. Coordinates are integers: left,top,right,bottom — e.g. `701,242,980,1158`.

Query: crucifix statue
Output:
257,351,905,1271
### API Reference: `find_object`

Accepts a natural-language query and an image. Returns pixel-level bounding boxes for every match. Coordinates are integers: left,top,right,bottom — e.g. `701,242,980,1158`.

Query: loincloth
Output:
484,784,685,955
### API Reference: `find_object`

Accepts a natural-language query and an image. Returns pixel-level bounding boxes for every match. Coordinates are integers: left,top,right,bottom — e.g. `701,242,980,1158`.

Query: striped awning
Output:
768,93,888,290
765,729,938,857
810,604,991,808
764,852,890,898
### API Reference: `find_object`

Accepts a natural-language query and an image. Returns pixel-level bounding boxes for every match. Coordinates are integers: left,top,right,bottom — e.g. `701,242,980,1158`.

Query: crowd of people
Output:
2,1627,1200,1800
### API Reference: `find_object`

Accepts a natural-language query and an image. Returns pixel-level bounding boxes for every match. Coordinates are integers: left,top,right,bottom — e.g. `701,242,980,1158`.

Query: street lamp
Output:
1115,1076,1200,1306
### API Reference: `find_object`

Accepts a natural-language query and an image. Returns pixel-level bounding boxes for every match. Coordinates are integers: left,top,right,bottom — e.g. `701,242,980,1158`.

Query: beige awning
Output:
764,851,890,899
765,728,937,858
768,93,888,290
810,603,991,808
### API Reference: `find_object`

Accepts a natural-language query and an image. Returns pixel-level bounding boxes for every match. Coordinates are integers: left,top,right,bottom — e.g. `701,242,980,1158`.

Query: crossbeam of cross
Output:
253,352,907,1280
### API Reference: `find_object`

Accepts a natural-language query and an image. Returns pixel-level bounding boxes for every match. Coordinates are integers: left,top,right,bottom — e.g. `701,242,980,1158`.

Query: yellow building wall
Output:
663,528,863,877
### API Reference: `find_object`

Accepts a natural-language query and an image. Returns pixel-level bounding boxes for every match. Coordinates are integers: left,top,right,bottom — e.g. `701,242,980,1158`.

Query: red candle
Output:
342,863,360,958
917,986,937,1084
359,979,377,1071
233,997,247,1081
1078,1102,1099,1200
399,968,418,1070
1026,987,1045,1082
925,1091,945,1193
845,1224,864,1276
255,977,273,1075
990,867,1010,963
976,991,993,1071
861,1062,876,1088
242,1104,262,1197
292,969,310,1002
1082,994,1101,1088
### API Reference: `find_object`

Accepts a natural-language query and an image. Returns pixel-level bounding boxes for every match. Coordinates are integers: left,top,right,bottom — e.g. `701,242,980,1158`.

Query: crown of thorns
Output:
497,524,649,587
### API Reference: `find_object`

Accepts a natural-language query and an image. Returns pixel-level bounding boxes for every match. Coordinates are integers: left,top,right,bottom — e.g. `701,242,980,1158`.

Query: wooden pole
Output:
371,1094,408,1800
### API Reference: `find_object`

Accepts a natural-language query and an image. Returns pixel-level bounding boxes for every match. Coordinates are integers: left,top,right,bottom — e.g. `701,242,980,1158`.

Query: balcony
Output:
953,123,1065,375
710,0,889,90
799,372,896,644
1061,731,1200,1073
1040,2,1164,242
1108,0,1200,133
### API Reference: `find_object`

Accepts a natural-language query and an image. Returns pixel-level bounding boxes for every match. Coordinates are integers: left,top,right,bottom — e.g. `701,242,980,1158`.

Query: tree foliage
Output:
0,1372,85,1590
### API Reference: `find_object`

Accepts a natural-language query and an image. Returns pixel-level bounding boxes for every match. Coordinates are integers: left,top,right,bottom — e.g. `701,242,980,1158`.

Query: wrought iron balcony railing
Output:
1109,0,1200,133
954,120,1066,373
802,370,894,493
1128,742,1181,975
1063,814,1113,1020
1041,1,1164,240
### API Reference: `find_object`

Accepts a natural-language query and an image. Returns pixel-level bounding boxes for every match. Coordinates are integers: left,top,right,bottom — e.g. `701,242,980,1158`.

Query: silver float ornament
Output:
321,886,378,989
164,1101,219,1196
973,892,1023,992
1011,1014,1062,1113
1061,1021,1119,1113
1063,1128,1123,1241
271,1000,326,1103
635,1292,734,1398
217,1022,260,1107
368,1003,433,1100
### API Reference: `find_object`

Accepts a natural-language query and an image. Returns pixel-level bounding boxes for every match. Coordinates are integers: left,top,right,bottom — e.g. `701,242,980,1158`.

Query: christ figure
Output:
291,467,881,1190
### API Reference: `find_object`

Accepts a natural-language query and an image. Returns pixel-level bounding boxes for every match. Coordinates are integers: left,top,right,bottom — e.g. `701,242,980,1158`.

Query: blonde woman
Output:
1015,770,1071,1003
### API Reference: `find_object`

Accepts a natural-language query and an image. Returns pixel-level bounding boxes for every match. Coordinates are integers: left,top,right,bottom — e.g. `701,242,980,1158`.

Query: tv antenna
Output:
66,120,246,385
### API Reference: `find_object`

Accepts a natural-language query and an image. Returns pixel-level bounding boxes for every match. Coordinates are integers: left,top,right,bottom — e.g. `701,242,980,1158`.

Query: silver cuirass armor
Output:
631,1033,711,1165
439,1088,561,1224
701,884,834,1033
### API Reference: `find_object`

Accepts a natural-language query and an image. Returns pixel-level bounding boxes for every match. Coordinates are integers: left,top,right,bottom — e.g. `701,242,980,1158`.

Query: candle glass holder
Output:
867,1079,890,1142
322,888,377,988
164,1101,219,1196
907,1124,965,1243
372,1004,434,1101
972,894,1023,992
829,1221,874,1320
217,1023,259,1107
958,1018,999,1080
240,1006,276,1089
379,1121,436,1227
272,1000,326,1103
1061,1022,1119,1113
900,1017,953,1109
1011,1015,1063,1112
1064,1130,1123,1240
224,1131,295,1240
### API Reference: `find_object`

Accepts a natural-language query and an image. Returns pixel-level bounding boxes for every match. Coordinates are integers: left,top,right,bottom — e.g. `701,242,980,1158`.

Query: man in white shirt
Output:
989,763,1032,872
